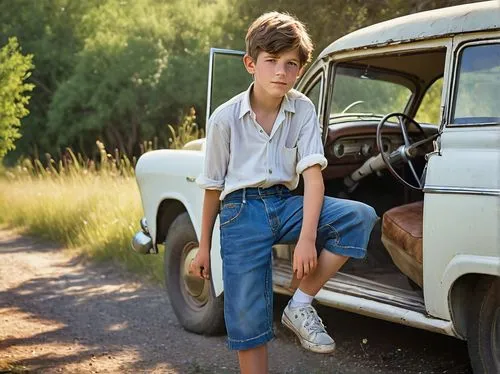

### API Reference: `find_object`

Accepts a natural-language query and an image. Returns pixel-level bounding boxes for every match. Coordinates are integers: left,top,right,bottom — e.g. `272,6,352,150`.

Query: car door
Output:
423,35,500,320
205,48,251,296
205,48,250,126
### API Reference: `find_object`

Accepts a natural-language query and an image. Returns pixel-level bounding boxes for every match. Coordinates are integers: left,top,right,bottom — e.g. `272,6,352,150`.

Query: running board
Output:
272,258,459,338
273,258,425,312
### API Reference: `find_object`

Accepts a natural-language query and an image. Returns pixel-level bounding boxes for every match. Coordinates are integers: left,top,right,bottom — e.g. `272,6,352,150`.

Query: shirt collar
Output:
239,83,296,119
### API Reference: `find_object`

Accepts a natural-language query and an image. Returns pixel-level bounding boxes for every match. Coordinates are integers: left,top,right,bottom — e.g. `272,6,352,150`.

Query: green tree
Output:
0,0,101,161
0,38,34,158
231,0,484,58
0,0,484,160
47,0,236,156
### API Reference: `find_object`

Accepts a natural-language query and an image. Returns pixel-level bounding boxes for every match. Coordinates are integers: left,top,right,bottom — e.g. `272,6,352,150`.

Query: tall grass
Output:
0,141,166,282
0,116,204,283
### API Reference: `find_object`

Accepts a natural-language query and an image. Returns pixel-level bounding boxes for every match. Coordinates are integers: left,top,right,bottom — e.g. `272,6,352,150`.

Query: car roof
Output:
318,1,500,59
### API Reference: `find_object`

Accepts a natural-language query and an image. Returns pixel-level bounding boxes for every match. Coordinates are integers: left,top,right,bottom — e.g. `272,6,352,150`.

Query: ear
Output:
297,66,305,78
243,54,256,75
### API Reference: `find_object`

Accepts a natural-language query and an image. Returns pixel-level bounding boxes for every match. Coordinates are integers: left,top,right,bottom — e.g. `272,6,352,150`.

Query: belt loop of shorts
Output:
242,188,246,204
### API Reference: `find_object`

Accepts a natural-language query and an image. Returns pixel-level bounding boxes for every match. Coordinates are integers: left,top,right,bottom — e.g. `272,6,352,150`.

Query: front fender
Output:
135,149,205,245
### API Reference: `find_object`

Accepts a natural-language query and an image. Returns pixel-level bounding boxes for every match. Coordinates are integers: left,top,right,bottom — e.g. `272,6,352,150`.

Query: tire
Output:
164,212,225,335
467,277,500,374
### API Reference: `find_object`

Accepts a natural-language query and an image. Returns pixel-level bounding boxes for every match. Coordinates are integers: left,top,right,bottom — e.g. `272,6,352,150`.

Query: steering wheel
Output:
376,112,439,190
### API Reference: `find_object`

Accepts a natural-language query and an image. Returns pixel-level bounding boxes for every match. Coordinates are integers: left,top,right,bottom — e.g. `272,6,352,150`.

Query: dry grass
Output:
0,114,204,283
0,142,165,283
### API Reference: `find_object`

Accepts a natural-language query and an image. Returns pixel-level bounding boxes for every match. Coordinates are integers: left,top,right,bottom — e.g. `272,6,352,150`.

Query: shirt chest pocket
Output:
279,146,298,176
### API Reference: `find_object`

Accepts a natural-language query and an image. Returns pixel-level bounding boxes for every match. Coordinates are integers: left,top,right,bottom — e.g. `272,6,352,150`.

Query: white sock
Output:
290,288,314,308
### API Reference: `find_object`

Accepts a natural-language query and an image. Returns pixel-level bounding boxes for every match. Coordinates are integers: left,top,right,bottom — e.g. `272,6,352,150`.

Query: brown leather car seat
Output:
381,201,424,287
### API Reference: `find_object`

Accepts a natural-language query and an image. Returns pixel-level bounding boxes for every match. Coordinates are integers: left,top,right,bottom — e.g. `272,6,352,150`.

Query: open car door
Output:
205,48,251,296
205,48,252,128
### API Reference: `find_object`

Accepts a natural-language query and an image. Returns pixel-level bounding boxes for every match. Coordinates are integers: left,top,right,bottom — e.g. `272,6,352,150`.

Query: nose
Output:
275,62,286,76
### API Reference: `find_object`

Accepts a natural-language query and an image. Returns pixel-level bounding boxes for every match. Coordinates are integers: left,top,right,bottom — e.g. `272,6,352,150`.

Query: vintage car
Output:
131,1,500,372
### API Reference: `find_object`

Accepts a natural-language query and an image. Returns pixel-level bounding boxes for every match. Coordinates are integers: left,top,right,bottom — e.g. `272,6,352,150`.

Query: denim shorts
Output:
219,185,378,351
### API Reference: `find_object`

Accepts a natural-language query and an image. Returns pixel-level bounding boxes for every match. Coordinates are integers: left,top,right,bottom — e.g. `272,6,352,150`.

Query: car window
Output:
305,78,321,113
209,51,252,118
451,43,500,126
415,78,443,125
329,65,413,123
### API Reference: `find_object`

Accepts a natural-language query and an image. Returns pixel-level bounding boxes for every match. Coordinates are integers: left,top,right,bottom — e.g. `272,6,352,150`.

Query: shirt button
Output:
268,169,272,174
259,129,263,133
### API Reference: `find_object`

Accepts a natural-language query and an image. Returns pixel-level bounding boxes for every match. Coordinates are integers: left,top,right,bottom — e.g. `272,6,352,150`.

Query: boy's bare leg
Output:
298,250,348,296
238,345,268,374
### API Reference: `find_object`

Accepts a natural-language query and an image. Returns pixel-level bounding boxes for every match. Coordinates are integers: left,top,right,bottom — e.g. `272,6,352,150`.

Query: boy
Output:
192,12,378,374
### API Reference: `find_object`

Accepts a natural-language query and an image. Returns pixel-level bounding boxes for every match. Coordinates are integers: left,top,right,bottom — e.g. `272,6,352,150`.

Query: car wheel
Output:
164,212,225,335
467,277,500,374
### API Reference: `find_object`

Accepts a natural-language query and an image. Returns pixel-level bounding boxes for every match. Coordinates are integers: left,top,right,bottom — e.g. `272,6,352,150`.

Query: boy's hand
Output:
293,237,318,279
189,247,210,280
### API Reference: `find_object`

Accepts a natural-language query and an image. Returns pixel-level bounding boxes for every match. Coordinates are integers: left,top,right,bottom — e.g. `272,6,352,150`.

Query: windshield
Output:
330,65,413,123
452,43,500,125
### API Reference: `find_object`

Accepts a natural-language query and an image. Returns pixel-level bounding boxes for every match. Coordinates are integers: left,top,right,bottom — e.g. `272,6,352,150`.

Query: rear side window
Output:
306,79,321,113
451,43,500,126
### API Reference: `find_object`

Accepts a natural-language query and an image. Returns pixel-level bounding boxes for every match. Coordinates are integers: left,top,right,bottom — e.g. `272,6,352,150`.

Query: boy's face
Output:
244,48,303,100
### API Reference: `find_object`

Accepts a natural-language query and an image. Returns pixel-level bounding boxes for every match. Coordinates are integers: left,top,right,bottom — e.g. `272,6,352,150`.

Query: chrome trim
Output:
424,185,500,196
447,39,500,128
140,217,149,234
131,231,153,254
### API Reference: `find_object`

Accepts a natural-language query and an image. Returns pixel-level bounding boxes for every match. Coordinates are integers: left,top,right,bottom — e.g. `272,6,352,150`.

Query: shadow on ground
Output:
0,232,471,373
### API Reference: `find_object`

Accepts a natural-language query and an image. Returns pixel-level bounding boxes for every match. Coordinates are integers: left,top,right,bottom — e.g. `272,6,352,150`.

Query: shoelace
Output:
300,307,326,335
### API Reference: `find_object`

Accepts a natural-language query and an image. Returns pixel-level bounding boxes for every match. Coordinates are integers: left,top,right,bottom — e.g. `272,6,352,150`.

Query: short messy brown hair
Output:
245,12,313,67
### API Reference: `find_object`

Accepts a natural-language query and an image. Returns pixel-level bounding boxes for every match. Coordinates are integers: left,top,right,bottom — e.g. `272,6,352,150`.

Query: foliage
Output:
0,0,101,162
167,108,205,150
0,38,34,159
230,0,480,56
0,0,484,162
415,78,443,125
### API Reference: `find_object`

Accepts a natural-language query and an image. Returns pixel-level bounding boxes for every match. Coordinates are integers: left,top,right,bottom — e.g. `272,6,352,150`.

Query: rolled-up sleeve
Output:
296,104,328,175
196,117,229,190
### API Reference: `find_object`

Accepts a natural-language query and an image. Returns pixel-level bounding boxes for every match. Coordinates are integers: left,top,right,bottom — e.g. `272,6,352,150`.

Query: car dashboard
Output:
323,120,438,181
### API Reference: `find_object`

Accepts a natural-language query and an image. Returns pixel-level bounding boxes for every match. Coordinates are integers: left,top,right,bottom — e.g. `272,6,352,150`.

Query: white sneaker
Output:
281,302,336,353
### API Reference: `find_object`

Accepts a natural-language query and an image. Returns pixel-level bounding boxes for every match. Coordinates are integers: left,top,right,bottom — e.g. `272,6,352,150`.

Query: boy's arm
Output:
191,117,229,279
293,103,328,279
294,165,324,279
190,189,222,279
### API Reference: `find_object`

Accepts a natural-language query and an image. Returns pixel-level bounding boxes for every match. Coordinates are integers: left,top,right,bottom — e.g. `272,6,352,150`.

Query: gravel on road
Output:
0,229,472,374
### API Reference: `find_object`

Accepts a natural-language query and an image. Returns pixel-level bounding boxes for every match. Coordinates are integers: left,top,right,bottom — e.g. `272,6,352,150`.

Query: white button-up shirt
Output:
196,84,328,200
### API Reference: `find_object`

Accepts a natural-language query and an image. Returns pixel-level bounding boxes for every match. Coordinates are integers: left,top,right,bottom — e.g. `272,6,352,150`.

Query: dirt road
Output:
0,229,472,373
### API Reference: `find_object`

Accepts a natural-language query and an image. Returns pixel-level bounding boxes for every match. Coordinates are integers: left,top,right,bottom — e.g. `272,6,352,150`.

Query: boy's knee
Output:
361,203,378,224
348,201,378,228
